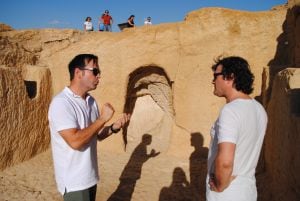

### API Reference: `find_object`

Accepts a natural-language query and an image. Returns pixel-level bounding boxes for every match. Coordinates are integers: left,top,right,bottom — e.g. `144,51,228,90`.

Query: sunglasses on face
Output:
80,67,101,76
213,72,223,81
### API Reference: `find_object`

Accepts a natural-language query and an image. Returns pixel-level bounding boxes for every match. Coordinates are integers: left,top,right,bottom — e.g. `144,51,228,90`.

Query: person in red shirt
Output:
99,10,113,32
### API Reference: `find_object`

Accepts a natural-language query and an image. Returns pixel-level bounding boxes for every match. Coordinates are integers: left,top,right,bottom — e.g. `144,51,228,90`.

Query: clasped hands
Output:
100,103,131,132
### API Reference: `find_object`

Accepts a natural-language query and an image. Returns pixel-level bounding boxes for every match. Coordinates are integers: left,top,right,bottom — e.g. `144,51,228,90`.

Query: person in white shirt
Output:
48,54,130,201
84,17,93,31
144,16,152,25
207,56,267,201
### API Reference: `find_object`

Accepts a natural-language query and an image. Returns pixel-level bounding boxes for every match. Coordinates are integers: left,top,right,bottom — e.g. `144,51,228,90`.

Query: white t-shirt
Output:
144,20,152,25
207,99,267,201
48,87,100,194
84,21,93,31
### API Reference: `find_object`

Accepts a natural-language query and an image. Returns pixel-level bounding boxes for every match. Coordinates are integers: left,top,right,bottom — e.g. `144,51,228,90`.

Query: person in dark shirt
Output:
127,15,135,27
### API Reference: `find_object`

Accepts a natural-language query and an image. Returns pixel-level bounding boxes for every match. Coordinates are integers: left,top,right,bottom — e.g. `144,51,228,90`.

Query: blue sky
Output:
0,0,287,32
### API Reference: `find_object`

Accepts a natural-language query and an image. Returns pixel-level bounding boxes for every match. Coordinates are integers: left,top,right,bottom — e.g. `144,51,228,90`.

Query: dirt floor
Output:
0,146,270,201
0,149,60,201
0,146,193,201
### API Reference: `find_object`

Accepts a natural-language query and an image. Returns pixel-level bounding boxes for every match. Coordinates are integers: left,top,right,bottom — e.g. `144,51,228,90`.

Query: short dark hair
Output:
212,56,254,94
68,54,98,80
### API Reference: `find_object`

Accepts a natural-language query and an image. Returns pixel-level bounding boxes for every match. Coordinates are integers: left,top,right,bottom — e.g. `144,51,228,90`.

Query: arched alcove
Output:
123,65,174,152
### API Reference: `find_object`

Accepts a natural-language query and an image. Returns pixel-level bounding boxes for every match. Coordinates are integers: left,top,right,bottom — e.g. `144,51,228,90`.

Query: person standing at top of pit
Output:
144,16,152,25
84,17,93,31
100,10,113,32
127,15,135,27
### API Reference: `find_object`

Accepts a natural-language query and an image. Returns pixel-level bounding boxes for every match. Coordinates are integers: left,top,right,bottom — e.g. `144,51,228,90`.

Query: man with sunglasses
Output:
207,56,267,201
48,54,130,201
100,10,113,32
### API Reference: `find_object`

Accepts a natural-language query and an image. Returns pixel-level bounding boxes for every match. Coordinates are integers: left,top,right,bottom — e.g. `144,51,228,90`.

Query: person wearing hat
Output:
100,10,113,32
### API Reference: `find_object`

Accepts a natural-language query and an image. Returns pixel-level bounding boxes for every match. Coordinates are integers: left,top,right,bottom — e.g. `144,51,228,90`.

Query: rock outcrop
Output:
0,23,13,32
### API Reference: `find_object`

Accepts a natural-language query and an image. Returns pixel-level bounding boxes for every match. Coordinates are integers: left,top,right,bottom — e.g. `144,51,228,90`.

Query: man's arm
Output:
59,118,107,150
210,142,236,192
59,103,114,150
97,113,131,141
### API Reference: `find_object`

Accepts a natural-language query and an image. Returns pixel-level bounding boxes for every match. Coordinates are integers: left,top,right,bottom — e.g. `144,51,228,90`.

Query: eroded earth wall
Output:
0,3,299,201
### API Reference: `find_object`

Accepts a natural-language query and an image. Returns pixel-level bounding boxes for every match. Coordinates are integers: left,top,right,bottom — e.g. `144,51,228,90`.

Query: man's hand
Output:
97,113,130,140
111,113,131,131
209,173,236,192
100,103,115,123
209,174,218,192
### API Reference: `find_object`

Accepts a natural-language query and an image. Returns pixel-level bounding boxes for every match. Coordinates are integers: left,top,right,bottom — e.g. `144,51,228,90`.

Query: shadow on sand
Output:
159,132,208,201
107,134,160,201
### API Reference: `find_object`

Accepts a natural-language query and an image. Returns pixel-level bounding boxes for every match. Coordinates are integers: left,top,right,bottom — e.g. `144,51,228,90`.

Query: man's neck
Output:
225,90,250,103
69,84,87,99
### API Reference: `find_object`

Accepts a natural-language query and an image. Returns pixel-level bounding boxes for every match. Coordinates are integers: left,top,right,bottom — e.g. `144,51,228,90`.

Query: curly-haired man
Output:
207,56,267,201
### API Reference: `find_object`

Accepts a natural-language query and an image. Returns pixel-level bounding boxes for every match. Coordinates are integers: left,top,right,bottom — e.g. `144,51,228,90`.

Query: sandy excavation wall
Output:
261,2,300,200
264,68,300,201
0,65,51,170
0,29,82,170
0,2,300,201
45,7,287,148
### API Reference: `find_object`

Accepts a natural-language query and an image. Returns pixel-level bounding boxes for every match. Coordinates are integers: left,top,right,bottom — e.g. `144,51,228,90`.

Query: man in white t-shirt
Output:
207,56,267,201
144,16,152,25
48,54,130,201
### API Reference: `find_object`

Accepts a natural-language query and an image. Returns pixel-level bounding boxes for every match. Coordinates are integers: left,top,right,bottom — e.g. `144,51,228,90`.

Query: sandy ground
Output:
0,146,196,201
0,146,270,201
0,149,60,201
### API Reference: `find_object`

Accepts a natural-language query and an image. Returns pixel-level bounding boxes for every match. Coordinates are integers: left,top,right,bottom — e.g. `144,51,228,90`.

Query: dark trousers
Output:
63,185,97,201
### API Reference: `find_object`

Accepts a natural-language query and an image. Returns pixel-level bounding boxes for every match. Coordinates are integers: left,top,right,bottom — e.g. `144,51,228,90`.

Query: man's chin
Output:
90,84,98,90
213,91,221,97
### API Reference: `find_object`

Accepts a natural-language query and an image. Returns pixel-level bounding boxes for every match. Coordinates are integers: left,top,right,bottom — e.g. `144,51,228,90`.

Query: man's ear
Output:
74,68,83,79
224,73,234,81
224,76,234,87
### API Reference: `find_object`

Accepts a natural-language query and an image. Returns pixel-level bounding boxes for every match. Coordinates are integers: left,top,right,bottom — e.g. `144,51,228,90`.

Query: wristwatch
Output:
110,124,121,133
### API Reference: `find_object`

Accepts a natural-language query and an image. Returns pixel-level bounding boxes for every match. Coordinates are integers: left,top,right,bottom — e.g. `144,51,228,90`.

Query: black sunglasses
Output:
213,72,223,81
80,67,101,76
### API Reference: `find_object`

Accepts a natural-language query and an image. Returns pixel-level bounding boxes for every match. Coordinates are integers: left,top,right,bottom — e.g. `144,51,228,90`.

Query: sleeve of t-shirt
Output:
217,105,239,144
48,98,79,132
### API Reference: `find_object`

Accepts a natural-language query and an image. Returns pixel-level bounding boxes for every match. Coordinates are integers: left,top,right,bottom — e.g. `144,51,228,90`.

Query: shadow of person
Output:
189,132,209,201
159,167,193,201
107,134,160,201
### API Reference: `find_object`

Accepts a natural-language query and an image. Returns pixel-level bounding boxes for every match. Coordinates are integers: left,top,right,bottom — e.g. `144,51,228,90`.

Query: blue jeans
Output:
103,24,112,32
